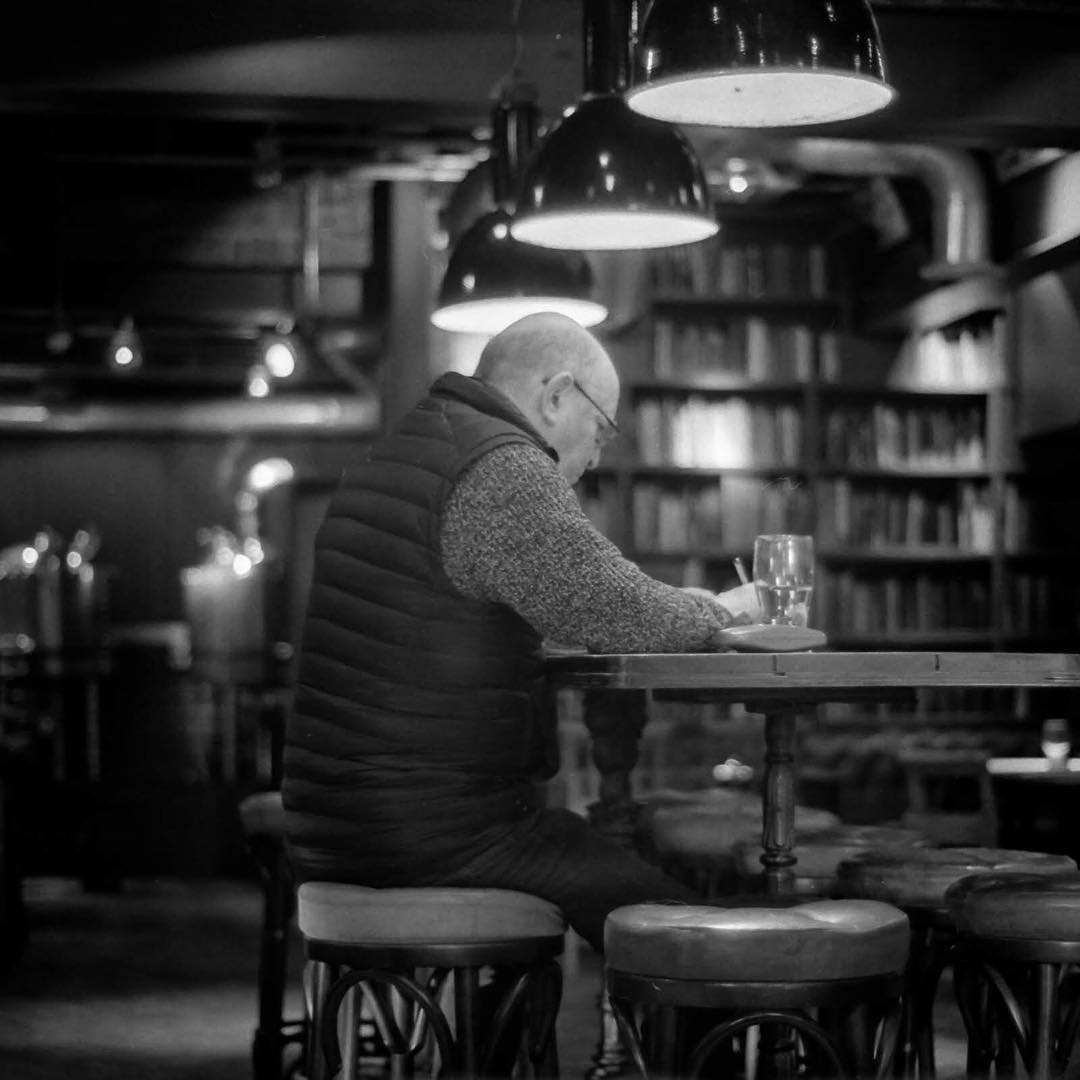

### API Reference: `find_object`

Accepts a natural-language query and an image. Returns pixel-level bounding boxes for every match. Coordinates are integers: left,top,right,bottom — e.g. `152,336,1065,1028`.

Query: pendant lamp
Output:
509,0,717,251
431,208,606,333
626,0,895,128
431,82,608,334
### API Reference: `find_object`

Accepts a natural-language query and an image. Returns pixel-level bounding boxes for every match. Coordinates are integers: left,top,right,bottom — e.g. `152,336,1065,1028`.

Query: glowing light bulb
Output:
264,341,296,379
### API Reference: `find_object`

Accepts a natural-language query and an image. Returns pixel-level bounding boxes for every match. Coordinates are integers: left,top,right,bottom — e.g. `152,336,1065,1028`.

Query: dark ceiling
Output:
4,0,1080,169
1,0,1079,401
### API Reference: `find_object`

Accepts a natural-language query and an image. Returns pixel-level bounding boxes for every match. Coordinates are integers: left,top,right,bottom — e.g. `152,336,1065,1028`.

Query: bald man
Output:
284,313,759,952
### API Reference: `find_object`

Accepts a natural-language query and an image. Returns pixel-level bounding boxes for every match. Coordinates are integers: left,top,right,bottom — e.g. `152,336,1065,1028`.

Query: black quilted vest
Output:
283,373,559,884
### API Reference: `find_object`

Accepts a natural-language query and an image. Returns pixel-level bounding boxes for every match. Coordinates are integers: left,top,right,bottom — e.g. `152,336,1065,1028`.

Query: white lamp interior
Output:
511,210,718,251
431,296,608,335
627,71,896,128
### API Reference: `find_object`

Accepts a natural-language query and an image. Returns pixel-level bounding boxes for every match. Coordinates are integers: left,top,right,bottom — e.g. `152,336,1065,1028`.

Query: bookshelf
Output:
578,210,1061,653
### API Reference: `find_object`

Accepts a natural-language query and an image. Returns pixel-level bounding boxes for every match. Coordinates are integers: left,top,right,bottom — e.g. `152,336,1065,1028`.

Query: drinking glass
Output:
1040,717,1071,771
753,534,815,627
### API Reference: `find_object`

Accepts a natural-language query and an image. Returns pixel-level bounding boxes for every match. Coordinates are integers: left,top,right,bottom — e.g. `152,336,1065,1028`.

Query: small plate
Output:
718,624,828,653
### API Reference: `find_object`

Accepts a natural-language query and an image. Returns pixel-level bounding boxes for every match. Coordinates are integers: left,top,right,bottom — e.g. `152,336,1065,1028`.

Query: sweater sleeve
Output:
440,442,736,653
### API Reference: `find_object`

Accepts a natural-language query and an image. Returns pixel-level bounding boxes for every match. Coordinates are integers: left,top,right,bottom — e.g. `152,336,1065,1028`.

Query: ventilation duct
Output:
698,137,994,281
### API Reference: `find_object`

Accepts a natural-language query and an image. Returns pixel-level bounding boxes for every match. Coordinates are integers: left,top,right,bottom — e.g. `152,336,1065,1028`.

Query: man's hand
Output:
682,583,762,625
715,582,763,624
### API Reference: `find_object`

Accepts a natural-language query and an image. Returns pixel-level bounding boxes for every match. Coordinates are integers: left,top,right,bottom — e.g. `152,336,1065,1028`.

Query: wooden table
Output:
547,651,1080,893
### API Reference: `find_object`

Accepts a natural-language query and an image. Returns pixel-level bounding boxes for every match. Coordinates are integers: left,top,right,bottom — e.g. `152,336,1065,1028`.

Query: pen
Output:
733,557,749,585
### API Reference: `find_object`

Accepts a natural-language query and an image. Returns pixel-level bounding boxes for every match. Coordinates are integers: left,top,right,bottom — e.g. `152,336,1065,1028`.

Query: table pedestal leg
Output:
582,689,649,846
760,707,798,895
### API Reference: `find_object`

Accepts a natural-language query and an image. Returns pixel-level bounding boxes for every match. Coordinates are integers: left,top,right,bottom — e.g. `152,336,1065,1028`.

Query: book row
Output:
628,478,814,553
823,403,987,470
816,478,995,550
652,317,839,383
651,240,831,299
636,397,804,468
1002,571,1064,636
818,571,992,634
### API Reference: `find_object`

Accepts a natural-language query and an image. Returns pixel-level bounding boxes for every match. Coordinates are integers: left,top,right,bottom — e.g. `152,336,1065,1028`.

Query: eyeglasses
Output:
570,377,620,438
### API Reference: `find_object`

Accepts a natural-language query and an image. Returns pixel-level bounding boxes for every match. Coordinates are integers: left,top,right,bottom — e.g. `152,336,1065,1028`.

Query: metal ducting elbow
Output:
702,136,995,282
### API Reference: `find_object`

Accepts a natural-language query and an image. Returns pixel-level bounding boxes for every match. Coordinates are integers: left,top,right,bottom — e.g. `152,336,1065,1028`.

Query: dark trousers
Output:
439,807,701,953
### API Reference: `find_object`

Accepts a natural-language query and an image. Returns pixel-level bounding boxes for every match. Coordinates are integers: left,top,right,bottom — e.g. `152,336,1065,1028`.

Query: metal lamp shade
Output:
431,209,608,335
510,94,717,251
626,0,895,128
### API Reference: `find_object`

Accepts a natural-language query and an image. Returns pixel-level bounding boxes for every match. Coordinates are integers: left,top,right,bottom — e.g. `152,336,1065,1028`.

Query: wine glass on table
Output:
1041,717,1071,771
752,534,815,627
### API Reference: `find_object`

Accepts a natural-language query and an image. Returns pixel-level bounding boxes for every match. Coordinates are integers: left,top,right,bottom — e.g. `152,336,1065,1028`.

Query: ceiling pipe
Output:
0,397,380,435
702,137,994,281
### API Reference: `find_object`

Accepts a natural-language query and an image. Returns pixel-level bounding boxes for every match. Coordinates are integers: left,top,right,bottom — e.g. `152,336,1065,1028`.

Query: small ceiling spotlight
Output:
245,363,272,399
106,315,144,372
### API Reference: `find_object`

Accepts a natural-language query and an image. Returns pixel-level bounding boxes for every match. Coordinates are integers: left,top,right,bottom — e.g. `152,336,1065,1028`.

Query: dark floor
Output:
0,876,969,1080
0,876,601,1080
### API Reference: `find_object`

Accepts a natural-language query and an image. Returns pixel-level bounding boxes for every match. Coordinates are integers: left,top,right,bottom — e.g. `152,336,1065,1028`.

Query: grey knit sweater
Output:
441,441,735,653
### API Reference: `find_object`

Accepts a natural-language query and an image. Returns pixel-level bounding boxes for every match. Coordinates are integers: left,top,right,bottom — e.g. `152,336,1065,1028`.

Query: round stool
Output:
641,789,840,898
298,883,565,1079
837,847,1077,1078
238,790,304,1080
605,898,910,1079
733,823,930,897
947,871,1080,1080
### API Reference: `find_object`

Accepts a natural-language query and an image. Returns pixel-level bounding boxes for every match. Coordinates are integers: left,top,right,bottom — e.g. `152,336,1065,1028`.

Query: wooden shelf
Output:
817,467,994,481
819,384,990,402
819,547,994,564
631,377,806,395
653,295,841,317
624,464,808,479
826,630,996,649
1003,549,1079,563
632,548,751,562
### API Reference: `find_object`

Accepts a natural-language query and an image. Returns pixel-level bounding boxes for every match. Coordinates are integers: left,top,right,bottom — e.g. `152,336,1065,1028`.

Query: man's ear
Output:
538,370,575,426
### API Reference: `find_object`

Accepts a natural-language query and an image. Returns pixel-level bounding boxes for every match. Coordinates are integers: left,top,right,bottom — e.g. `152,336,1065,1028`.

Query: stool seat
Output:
239,790,286,839
297,884,565,1080
838,846,1077,911
946,870,1080,940
297,883,565,946
605,899,909,982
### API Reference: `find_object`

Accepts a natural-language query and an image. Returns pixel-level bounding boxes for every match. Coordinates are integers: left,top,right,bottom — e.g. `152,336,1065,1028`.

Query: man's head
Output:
474,313,620,484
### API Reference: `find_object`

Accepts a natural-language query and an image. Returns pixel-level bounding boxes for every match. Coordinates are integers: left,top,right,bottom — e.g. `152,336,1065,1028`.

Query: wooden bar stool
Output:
238,789,305,1080
604,897,910,1079
297,883,565,1079
947,871,1080,1080
837,847,1076,1079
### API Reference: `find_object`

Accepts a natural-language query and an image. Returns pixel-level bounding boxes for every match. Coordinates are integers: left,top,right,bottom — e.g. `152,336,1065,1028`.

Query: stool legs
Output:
893,921,954,1079
609,987,904,1080
249,834,305,1080
311,960,562,1078
954,948,1080,1080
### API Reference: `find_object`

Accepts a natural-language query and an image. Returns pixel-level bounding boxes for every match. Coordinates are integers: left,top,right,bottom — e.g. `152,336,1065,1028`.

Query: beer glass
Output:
753,534,815,627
